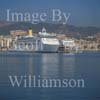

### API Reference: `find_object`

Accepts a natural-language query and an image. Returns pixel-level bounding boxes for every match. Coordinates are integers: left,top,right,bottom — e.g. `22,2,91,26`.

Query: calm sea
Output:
0,52,100,100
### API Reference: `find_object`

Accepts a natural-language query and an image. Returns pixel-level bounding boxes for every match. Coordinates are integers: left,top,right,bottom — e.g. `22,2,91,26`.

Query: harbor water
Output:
0,52,100,100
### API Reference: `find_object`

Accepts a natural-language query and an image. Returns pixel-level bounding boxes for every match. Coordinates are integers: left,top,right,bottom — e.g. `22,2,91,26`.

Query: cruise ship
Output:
38,27,60,52
9,28,60,52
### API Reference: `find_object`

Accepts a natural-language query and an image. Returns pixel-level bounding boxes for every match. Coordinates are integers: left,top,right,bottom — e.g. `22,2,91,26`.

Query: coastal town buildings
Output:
0,28,100,52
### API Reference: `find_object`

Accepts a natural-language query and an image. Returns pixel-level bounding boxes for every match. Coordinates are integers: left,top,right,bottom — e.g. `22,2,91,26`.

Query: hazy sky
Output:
0,0,100,27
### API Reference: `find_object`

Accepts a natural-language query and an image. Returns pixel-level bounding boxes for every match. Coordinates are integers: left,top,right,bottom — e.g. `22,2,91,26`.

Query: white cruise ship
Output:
38,27,60,52
9,28,60,52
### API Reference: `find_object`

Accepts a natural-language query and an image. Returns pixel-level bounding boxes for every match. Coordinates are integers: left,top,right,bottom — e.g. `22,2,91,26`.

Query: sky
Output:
0,0,100,27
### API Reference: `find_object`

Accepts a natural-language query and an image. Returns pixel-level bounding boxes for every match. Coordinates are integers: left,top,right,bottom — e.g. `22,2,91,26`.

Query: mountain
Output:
0,22,100,38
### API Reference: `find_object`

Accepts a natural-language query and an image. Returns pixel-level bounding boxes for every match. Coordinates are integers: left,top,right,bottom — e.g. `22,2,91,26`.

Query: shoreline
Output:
0,50,100,54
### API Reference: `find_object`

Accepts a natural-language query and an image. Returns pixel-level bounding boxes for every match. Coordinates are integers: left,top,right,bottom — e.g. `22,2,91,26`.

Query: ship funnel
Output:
28,28,33,37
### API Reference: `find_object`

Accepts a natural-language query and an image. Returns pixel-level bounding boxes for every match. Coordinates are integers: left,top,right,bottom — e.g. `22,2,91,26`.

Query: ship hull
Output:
39,44,59,52
9,43,59,52
9,36,60,52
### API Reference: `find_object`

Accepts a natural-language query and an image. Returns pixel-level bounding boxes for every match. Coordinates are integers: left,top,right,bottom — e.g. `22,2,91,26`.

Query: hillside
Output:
0,22,100,38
